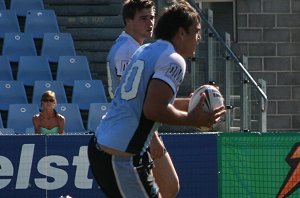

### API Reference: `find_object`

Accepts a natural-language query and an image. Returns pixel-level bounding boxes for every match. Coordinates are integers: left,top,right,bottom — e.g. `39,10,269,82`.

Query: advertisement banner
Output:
0,133,218,197
0,135,103,198
218,132,300,198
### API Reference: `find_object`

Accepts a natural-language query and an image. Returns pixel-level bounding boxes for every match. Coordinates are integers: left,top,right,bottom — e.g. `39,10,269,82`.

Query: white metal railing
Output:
187,0,268,132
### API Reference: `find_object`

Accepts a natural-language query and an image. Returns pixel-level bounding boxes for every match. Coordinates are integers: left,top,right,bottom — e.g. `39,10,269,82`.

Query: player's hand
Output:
149,134,165,160
188,92,226,128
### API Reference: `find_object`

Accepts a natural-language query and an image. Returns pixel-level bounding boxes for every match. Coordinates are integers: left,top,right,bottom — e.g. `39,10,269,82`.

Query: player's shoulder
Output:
115,35,138,53
118,32,139,48
155,40,185,64
159,50,185,68
170,52,185,64
108,40,135,61
120,40,138,52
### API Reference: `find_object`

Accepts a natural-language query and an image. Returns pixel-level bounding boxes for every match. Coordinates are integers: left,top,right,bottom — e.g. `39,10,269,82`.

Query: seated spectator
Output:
33,90,65,134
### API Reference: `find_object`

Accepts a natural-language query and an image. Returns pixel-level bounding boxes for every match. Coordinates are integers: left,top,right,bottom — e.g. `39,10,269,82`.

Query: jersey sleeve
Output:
152,52,186,94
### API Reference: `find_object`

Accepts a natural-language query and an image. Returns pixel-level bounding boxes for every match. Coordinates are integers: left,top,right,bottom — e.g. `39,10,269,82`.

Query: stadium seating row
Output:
0,80,107,111
0,0,111,134
0,9,59,38
1,32,75,62
0,102,110,134
0,0,44,16
0,55,92,86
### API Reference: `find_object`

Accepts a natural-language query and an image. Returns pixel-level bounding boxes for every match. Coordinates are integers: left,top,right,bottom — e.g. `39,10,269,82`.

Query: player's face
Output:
127,7,155,44
182,20,201,57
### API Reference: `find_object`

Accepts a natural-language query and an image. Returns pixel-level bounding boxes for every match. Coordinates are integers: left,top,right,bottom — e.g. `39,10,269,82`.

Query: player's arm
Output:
174,97,190,111
143,79,225,128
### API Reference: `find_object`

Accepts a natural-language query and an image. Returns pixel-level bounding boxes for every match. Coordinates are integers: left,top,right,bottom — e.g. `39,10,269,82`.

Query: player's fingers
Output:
213,109,226,123
212,105,225,112
206,106,225,125
198,92,206,106
215,117,221,123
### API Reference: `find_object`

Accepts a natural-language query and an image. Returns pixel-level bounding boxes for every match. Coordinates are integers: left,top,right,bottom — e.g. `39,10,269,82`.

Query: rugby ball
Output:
188,85,224,131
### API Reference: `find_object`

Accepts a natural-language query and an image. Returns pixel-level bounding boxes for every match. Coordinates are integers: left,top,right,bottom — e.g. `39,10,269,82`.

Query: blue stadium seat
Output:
25,127,34,134
32,80,68,106
0,128,15,134
0,0,6,10
10,0,44,16
17,56,53,86
7,103,39,134
55,103,86,133
0,112,15,134
2,33,37,62
0,112,3,128
0,10,20,38
56,55,92,86
0,113,15,135
24,9,59,39
0,81,28,111
41,33,76,62
87,102,111,132
72,80,108,110
0,56,13,80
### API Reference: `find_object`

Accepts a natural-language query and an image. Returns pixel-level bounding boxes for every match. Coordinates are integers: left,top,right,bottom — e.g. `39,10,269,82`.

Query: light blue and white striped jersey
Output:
107,31,140,99
97,40,186,155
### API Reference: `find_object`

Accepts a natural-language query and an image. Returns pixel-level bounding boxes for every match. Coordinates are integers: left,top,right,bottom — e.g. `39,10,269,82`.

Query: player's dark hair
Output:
154,1,200,41
122,0,155,25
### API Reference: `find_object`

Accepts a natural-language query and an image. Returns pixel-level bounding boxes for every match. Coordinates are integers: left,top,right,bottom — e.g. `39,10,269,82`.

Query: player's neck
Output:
124,30,144,45
170,36,190,58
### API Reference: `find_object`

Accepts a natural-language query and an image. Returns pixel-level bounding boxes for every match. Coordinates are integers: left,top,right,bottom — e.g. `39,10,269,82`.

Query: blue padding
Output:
162,133,218,198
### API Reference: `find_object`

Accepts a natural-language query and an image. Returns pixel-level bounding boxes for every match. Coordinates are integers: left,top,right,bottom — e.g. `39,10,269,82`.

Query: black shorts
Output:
87,136,159,198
